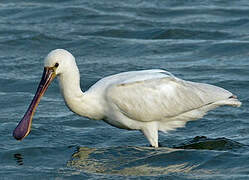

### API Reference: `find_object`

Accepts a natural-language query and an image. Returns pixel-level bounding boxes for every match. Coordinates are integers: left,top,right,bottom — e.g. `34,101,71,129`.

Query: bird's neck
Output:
57,68,103,120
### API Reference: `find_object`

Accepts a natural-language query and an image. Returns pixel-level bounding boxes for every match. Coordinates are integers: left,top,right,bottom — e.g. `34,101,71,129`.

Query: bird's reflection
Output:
14,153,23,166
68,146,181,175
68,137,246,176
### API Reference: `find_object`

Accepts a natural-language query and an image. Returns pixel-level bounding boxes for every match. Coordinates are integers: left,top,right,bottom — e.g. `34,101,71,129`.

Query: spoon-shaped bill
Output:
13,67,56,140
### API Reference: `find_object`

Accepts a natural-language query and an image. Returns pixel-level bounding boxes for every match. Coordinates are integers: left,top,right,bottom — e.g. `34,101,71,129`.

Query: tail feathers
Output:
213,96,242,107
158,96,241,133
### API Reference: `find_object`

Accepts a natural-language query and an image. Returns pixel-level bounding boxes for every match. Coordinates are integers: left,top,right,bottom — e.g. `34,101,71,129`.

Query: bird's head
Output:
13,49,74,141
44,49,76,76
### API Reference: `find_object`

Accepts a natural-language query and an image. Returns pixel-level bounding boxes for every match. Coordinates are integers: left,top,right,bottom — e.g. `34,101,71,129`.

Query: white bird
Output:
13,49,242,147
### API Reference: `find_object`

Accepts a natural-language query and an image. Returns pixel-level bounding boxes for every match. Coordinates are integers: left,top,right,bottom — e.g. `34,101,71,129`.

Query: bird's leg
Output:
141,124,158,148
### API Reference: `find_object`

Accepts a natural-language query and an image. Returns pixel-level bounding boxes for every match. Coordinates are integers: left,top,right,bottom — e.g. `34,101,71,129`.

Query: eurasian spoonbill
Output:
13,49,242,147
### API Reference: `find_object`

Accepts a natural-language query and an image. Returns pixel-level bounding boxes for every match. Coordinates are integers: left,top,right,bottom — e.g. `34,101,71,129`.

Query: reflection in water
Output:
68,146,211,176
14,153,23,166
68,137,246,176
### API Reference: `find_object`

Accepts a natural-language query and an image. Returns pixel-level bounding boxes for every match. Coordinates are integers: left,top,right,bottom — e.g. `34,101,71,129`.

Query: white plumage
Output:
13,49,242,147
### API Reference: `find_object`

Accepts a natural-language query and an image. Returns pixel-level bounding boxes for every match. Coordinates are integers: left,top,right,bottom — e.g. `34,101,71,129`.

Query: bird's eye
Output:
54,63,59,67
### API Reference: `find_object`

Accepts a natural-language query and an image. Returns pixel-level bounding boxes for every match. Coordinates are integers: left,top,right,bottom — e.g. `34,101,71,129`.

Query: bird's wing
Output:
106,74,233,122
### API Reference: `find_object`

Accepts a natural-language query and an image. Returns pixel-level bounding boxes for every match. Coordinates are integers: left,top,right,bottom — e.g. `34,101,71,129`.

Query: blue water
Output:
0,0,249,179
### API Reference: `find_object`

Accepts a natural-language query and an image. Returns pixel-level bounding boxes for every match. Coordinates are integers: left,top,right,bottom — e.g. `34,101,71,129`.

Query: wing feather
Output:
106,76,232,122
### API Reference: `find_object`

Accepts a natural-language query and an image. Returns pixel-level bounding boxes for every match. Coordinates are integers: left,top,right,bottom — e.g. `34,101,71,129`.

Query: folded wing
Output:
106,75,237,122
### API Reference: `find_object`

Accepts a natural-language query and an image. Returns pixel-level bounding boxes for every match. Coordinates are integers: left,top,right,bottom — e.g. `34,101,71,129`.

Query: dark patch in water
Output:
14,153,23,166
174,136,245,151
